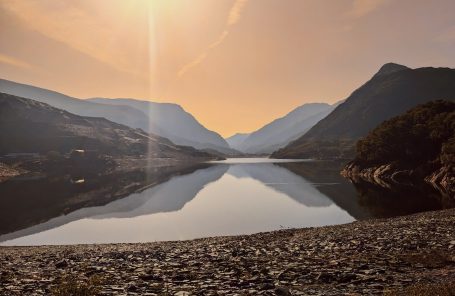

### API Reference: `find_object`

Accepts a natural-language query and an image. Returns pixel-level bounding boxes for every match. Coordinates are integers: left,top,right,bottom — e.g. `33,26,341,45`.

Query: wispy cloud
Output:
346,0,389,18
227,0,248,25
178,0,248,77
0,53,33,69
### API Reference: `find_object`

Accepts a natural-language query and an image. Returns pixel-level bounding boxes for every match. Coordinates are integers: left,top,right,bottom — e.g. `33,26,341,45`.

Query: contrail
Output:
178,0,248,77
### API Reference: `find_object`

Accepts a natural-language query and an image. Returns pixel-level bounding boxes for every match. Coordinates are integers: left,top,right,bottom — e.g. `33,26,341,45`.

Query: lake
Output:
0,158,449,246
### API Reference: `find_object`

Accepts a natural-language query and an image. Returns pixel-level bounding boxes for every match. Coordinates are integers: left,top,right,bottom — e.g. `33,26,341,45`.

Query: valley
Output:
0,59,454,296
2,2,455,294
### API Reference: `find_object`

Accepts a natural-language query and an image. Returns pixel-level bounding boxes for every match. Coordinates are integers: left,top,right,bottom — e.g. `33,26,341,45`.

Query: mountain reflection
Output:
0,164,215,236
0,165,229,243
227,163,332,207
0,160,452,245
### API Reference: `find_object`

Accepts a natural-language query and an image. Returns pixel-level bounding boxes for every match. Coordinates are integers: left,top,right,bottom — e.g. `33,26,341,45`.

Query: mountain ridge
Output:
271,64,455,159
87,97,234,154
0,92,213,160
0,79,232,154
228,102,337,154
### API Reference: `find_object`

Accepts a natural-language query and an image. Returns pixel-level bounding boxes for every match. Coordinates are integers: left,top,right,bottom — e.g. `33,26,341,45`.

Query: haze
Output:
1,0,455,136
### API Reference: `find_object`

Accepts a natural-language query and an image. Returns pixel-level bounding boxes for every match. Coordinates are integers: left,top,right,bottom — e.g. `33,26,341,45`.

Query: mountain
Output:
0,79,150,135
272,63,455,159
226,133,250,149
0,92,212,160
0,79,232,154
373,62,409,77
342,100,455,196
229,103,336,154
87,98,234,154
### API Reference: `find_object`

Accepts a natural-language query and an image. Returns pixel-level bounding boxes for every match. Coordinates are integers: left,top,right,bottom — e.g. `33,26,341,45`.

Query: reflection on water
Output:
0,158,451,246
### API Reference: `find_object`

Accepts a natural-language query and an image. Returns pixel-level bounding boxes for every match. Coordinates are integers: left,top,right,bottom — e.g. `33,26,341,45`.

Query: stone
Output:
54,260,68,269
275,286,291,296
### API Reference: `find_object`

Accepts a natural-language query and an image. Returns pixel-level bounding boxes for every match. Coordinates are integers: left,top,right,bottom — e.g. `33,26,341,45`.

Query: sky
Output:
1,0,455,137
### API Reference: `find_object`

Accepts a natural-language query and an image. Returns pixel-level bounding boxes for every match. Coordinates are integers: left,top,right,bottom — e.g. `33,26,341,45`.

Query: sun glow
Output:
2,1,455,136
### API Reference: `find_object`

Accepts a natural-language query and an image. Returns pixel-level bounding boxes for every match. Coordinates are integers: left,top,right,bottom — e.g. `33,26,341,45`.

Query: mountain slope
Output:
226,133,250,149
88,98,233,154
0,92,211,159
0,79,232,154
272,63,455,159
231,103,335,154
0,79,150,135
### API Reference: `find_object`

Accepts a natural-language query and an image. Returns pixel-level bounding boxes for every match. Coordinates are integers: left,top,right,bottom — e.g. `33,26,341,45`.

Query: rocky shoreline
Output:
1,209,455,295
341,162,455,198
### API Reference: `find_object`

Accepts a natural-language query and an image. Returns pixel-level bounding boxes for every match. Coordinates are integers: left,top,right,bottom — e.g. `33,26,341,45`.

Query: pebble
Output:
1,209,454,295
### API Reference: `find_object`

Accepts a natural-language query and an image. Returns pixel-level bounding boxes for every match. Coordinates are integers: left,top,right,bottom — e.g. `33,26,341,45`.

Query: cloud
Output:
227,0,248,25
347,0,389,18
177,52,209,77
0,53,33,69
178,0,248,77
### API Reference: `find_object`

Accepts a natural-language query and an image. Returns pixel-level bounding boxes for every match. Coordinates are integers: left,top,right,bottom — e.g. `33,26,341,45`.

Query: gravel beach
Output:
1,209,454,295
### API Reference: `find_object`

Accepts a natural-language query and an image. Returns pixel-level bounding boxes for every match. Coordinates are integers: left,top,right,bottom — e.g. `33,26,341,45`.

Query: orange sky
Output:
1,0,455,137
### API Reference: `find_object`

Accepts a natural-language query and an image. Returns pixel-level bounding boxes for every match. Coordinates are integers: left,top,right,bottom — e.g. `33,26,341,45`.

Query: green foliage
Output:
355,100,455,167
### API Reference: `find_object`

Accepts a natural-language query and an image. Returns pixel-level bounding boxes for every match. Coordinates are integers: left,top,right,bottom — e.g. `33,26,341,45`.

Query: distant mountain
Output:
88,98,234,155
0,79,149,135
226,133,250,149
272,63,455,159
0,92,211,160
0,79,232,154
229,103,337,154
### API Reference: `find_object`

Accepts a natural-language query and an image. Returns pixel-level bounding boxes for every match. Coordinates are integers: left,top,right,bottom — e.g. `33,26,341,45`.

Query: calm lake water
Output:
0,158,449,246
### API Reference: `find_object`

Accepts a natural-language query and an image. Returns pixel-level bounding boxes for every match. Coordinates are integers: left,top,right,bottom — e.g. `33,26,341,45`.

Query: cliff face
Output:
342,100,455,197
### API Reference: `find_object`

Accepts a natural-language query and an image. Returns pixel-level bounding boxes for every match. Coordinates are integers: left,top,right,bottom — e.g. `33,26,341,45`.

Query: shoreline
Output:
1,209,454,295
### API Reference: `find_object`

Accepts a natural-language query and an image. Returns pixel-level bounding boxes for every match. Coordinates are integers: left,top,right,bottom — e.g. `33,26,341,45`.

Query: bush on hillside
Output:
355,100,455,168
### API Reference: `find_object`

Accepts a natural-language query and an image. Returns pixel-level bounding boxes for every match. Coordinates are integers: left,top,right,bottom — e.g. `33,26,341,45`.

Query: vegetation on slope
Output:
343,100,454,194
354,100,454,168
